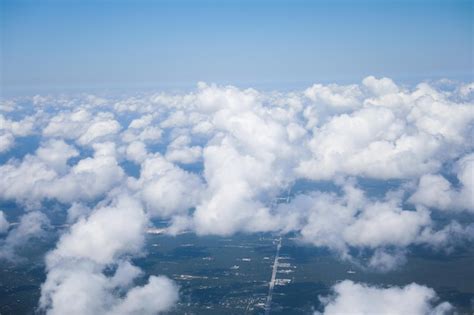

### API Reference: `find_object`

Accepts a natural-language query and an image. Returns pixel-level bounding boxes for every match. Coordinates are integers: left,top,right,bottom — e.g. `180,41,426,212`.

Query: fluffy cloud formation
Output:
0,114,35,137
276,182,447,270
0,113,36,153
0,211,50,260
304,83,362,108
40,195,179,315
410,153,474,212
0,141,124,205
47,195,146,264
129,154,204,218
165,134,202,164
315,280,453,315
299,80,474,180
36,139,79,173
1,77,472,314
0,77,473,274
43,110,120,145
0,132,15,153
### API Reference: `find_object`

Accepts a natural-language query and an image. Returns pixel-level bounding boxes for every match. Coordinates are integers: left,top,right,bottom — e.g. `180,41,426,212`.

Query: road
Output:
264,237,282,315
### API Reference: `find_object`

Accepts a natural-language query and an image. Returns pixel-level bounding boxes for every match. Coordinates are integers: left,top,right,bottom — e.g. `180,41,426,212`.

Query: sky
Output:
1,0,472,93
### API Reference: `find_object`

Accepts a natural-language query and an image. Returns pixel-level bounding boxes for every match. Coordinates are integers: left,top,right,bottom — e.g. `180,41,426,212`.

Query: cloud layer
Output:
0,77,473,313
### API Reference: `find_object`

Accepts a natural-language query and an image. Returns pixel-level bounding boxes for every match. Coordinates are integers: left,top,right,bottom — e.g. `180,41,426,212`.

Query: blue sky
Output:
1,0,472,92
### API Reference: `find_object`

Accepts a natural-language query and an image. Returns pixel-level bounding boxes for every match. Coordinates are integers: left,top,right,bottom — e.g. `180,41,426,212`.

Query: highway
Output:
264,237,282,315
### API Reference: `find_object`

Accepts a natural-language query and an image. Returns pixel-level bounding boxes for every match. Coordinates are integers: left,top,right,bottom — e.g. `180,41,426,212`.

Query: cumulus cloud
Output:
305,83,362,108
315,280,453,315
286,182,439,268
0,100,16,112
121,123,162,144
458,82,474,99
416,221,474,249
410,153,474,212
362,75,400,96
40,195,179,315
0,114,36,137
44,110,121,146
0,141,124,205
0,113,36,153
108,276,179,315
129,154,204,218
0,77,472,280
178,83,303,235
0,211,50,260
165,134,202,164
77,119,121,145
36,139,79,173
298,78,474,180
368,249,407,272
125,141,148,163
0,77,472,314
0,132,15,153
47,195,146,265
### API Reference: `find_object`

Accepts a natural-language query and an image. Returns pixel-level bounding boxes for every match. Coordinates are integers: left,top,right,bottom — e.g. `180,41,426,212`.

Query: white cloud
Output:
342,201,430,248
362,76,400,96
165,145,202,164
77,119,121,145
0,113,37,153
368,249,407,272
297,106,440,180
0,142,124,205
109,276,179,315
0,114,35,137
305,83,362,108
128,115,153,129
281,180,470,270
125,141,148,163
410,153,474,212
43,109,92,140
0,100,16,112
121,125,162,144
36,140,79,173
458,82,474,98
192,142,284,235
44,142,125,203
416,221,474,249
44,110,121,146
66,202,91,223
131,154,204,218
165,135,202,164
108,260,143,289
40,260,179,315
0,132,15,153
47,195,146,265
316,280,453,315
40,195,178,315
0,77,472,283
0,211,50,260
295,184,422,250
298,78,474,180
